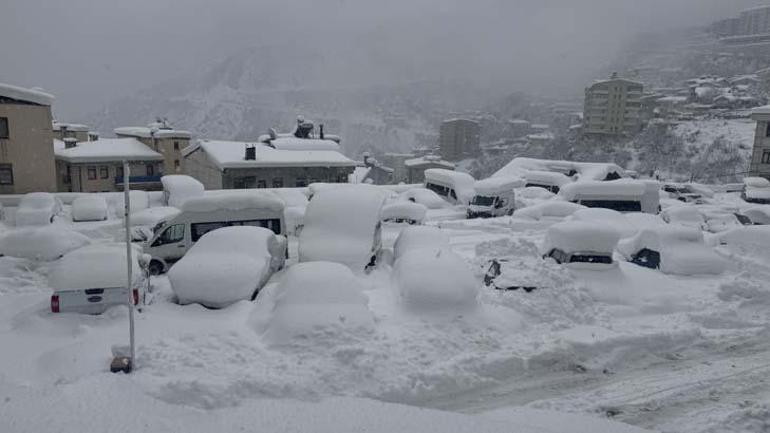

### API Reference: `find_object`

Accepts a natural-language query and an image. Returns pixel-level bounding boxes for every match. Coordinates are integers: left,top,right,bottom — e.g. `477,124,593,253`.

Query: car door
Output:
149,223,187,262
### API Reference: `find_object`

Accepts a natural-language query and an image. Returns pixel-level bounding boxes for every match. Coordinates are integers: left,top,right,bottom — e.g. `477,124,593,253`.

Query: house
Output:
114,119,191,175
583,73,643,137
0,83,57,193
404,155,455,184
52,121,91,142
749,105,770,180
54,138,164,192
182,139,357,189
439,118,480,161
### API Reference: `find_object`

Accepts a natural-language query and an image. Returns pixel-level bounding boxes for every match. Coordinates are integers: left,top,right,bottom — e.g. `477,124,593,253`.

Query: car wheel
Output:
148,260,164,276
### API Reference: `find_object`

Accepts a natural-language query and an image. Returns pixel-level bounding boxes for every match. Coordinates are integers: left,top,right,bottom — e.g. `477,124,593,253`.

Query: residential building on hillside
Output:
583,74,643,137
52,121,91,142
749,105,770,180
404,155,455,184
0,83,57,193
439,118,480,161
739,5,770,35
182,138,356,190
115,119,191,175
54,138,164,192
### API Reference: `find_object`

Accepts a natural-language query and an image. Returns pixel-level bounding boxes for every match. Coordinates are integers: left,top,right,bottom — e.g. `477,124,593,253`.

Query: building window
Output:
174,141,180,150
174,160,180,171
146,164,154,176
296,177,308,187
272,177,283,188
765,123,770,137
257,180,267,188
100,166,109,179
0,164,13,185
87,167,97,180
116,166,124,178
0,117,8,139
763,151,770,164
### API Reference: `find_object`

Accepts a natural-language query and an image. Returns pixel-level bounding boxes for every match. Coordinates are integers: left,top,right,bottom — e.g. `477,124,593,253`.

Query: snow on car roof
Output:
744,176,770,188
522,170,572,186
54,138,163,163
114,126,192,139
161,175,204,192
180,190,284,213
474,176,524,195
493,157,624,182
0,82,54,106
186,140,356,170
424,169,475,189
543,221,620,254
49,244,141,290
19,192,56,209
559,180,647,201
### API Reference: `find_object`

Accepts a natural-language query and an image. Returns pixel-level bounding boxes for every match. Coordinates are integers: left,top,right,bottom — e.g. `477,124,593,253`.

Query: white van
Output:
467,176,524,218
559,180,660,214
144,191,285,274
424,169,475,205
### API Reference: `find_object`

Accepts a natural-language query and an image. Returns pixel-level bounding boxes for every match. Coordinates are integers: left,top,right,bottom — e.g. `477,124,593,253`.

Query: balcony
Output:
115,175,163,186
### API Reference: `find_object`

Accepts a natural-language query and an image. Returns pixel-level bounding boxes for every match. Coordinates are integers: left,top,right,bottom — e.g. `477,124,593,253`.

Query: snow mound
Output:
161,175,204,208
399,188,449,209
382,201,427,224
262,261,374,343
130,206,180,227
0,227,90,261
393,248,478,312
542,221,620,255
744,176,770,188
106,190,149,215
393,225,450,260
169,226,281,308
514,201,585,221
618,226,727,275
49,244,142,290
71,196,108,222
712,225,770,259
742,206,770,224
16,192,60,226
569,208,637,238
661,205,706,230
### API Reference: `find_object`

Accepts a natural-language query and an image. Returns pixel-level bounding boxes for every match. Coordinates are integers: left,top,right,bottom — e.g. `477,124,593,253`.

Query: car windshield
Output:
471,195,495,206
569,254,613,264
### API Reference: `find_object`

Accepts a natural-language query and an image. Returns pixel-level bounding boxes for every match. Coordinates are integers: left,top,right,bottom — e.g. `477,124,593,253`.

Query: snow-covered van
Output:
424,169,475,205
521,170,571,194
558,180,660,214
467,176,524,218
143,191,285,274
741,176,770,204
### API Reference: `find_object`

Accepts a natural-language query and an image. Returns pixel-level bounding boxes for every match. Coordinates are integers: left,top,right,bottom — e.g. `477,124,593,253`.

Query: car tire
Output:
148,260,164,276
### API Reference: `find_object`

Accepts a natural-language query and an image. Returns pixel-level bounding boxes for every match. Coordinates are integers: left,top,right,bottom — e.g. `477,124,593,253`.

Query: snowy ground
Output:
2,193,770,433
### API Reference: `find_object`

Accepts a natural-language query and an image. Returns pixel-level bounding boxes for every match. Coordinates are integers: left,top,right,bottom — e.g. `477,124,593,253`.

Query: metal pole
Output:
123,160,135,368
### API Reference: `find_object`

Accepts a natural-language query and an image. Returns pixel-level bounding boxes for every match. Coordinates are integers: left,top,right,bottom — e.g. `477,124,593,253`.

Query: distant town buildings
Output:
0,83,57,193
115,119,191,176
439,118,480,161
710,5,770,39
404,155,454,184
352,153,394,185
749,105,770,180
381,152,416,184
583,74,643,137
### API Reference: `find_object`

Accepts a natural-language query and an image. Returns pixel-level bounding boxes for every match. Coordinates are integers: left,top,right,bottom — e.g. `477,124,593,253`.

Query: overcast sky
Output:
0,0,764,120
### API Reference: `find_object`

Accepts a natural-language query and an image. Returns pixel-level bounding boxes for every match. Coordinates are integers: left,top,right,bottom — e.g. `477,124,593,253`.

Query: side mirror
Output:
138,253,152,269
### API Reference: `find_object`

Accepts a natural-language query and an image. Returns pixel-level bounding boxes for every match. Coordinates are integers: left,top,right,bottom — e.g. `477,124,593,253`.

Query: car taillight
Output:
132,289,139,306
51,295,60,313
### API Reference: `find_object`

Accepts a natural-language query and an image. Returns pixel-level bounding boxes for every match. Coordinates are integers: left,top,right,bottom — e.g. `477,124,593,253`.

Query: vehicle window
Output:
450,189,457,200
579,200,642,212
191,221,226,241
152,224,185,246
570,254,613,264
237,218,282,235
471,196,495,206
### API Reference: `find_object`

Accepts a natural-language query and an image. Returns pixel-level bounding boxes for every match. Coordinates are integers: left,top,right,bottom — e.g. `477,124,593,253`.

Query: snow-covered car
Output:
662,183,705,204
541,221,620,268
393,247,478,311
299,185,388,271
618,226,726,275
399,187,450,209
381,201,427,225
71,195,109,222
49,244,147,315
0,226,90,261
513,201,585,221
742,206,770,225
569,208,637,238
168,226,286,308
741,176,770,205
661,206,707,230
261,261,374,342
393,225,450,260
700,208,749,233
15,192,62,226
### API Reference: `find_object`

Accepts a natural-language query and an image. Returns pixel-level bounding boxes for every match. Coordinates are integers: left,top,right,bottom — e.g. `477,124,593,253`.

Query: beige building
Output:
54,138,164,192
0,83,57,193
115,120,191,175
583,74,643,137
749,106,770,180
439,118,480,161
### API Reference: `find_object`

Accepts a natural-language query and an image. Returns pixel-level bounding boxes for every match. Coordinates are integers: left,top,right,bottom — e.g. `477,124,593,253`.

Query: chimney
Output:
245,144,256,160
64,137,77,149
319,124,324,140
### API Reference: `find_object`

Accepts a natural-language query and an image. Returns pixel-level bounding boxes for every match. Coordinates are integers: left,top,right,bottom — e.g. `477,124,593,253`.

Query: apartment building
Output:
114,119,191,175
0,83,57,193
583,74,643,137
749,105,770,180
439,118,480,161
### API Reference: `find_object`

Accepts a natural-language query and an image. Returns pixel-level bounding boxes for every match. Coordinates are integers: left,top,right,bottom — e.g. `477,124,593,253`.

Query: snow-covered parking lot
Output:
2,190,770,433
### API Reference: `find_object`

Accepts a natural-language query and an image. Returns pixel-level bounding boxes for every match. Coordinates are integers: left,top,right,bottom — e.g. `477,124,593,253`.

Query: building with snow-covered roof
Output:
53,137,164,192
439,118,480,161
0,82,57,193
52,121,91,143
404,154,455,184
182,139,356,190
114,119,191,175
583,73,643,137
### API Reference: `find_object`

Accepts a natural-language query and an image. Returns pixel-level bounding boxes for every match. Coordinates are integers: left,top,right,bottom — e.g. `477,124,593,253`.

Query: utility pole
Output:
111,160,135,373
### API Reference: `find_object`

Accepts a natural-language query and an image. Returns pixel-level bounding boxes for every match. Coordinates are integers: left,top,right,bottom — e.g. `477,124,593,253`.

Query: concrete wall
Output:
0,102,57,193
133,136,189,176
57,160,163,192
183,148,223,189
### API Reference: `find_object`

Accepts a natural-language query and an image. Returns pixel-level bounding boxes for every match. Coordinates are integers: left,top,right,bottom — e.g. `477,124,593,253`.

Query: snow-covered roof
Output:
404,155,454,168
180,190,284,213
0,82,54,106
54,138,163,163
474,176,524,195
751,105,770,116
588,77,643,89
52,121,89,132
114,126,192,139
185,140,356,171
559,180,647,201
257,136,341,151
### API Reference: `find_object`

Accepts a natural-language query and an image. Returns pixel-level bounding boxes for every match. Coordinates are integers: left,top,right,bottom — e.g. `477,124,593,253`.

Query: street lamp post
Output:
111,160,135,373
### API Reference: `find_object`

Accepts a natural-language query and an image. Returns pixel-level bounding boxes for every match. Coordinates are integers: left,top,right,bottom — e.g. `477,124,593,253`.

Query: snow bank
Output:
71,196,108,222
263,261,374,342
16,192,61,226
393,225,450,259
393,248,478,311
129,206,180,227
381,201,427,224
542,221,620,255
712,225,770,256
106,190,149,215
514,201,585,221
0,227,89,261
49,244,141,290
182,190,284,213
161,175,204,208
569,208,637,238
399,188,449,209
618,225,726,275
742,206,770,224
299,185,388,270
661,205,706,230
169,226,280,308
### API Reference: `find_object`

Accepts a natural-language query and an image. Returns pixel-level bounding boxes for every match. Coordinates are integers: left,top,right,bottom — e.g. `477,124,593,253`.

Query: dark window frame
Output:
146,164,154,176
87,166,97,180
272,177,284,188
762,151,770,164
99,166,109,179
0,117,8,139
0,163,13,185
